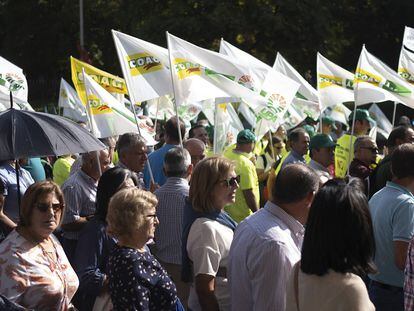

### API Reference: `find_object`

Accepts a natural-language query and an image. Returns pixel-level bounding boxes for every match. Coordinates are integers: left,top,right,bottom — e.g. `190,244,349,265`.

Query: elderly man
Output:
308,133,336,184
229,164,319,311
369,144,414,310
144,117,186,187
153,147,192,307
224,129,260,223
61,149,110,262
281,127,310,169
370,126,414,196
188,125,209,146
335,109,374,178
349,136,378,183
183,138,206,166
116,132,148,189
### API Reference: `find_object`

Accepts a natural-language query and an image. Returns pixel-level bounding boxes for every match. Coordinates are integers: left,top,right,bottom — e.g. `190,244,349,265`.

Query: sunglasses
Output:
220,175,240,187
36,203,63,213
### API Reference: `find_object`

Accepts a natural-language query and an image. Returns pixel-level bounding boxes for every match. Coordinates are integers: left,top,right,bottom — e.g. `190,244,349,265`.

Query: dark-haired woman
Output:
285,178,375,311
72,167,138,310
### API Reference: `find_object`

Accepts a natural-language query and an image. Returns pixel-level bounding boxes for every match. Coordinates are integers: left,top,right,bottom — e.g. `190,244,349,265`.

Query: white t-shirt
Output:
187,217,234,311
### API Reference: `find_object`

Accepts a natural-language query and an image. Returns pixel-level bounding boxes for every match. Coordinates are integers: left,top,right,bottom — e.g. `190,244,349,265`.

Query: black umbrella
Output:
0,108,105,161
0,100,105,207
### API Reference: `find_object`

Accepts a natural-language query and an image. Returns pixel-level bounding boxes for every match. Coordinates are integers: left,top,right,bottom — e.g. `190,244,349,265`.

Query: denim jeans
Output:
368,280,404,311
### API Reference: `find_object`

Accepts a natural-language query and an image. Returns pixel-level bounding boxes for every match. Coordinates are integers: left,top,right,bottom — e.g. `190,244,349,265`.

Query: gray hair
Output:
164,147,191,178
354,136,374,152
117,132,146,156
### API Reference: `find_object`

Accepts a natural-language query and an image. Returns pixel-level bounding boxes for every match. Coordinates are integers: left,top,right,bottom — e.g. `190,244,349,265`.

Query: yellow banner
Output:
127,53,163,76
87,94,113,115
70,56,128,105
398,67,414,84
355,68,382,86
173,58,202,80
318,74,343,89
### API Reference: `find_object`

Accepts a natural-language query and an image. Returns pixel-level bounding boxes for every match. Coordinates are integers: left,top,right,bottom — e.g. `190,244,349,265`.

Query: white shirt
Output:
187,218,234,311
228,201,304,311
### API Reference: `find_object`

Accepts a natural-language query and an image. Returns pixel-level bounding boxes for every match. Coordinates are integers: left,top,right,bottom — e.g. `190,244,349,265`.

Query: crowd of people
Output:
0,109,414,311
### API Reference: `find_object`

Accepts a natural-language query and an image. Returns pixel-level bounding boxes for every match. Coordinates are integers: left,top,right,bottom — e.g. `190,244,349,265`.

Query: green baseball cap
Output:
322,116,338,130
309,134,337,150
303,124,316,138
237,129,256,144
348,109,375,125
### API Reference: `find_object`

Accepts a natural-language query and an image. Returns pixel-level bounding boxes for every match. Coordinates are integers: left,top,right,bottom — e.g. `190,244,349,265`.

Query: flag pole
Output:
268,130,276,161
82,68,102,178
392,102,398,127
153,99,160,136
112,33,155,186
213,99,219,154
166,31,183,147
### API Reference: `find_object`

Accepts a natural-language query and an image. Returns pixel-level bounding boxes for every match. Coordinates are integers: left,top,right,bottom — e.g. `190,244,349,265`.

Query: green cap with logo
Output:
322,116,338,130
237,129,256,144
348,109,375,125
309,134,337,150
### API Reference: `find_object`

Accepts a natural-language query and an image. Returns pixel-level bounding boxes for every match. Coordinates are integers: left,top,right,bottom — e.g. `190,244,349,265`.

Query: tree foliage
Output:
0,0,413,111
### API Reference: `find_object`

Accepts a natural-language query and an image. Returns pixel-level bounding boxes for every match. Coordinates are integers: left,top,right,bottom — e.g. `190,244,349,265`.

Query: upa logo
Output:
173,58,202,80
238,75,256,91
257,93,286,122
0,72,25,92
128,53,163,76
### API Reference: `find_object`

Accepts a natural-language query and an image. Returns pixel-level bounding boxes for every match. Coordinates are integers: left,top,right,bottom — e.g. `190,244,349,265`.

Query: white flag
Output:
398,48,414,85
355,45,414,108
219,39,300,127
83,73,157,144
273,52,319,102
317,53,354,108
402,26,414,51
0,56,29,108
167,32,269,110
368,103,392,138
112,30,173,104
58,78,88,122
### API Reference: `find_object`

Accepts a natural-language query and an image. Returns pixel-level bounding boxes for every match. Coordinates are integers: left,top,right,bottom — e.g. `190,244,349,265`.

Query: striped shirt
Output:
116,161,145,189
154,177,189,265
61,170,98,240
228,201,304,311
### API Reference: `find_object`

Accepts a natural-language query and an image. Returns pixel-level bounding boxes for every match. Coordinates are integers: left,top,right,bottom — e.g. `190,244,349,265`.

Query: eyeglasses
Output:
35,203,63,213
146,214,158,221
361,147,379,153
220,175,240,188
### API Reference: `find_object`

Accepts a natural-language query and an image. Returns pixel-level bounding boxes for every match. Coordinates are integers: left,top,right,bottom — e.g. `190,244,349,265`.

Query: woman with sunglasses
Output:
72,167,138,310
182,156,239,311
0,180,79,310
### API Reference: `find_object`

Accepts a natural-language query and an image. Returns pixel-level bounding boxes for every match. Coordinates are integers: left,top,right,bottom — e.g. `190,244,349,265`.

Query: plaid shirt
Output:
405,238,414,310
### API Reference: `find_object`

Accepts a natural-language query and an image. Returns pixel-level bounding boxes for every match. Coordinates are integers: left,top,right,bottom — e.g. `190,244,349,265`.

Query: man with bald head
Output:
183,138,206,166
229,163,319,311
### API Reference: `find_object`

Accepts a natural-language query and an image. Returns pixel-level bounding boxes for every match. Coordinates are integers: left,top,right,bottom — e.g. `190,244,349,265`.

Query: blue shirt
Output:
281,150,306,170
369,181,414,287
143,144,176,188
22,157,46,182
0,163,34,222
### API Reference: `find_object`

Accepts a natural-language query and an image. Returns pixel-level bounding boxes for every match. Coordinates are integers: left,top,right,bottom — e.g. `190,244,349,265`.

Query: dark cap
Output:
348,109,375,125
309,134,337,150
237,129,256,144
322,116,338,130
303,124,316,138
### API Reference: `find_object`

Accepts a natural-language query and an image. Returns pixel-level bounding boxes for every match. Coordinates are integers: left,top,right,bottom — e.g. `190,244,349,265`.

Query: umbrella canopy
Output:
0,108,106,161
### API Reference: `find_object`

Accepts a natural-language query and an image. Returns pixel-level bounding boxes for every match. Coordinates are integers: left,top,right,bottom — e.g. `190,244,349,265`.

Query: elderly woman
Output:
72,167,138,310
106,188,182,310
285,178,375,311
182,156,239,311
0,180,79,310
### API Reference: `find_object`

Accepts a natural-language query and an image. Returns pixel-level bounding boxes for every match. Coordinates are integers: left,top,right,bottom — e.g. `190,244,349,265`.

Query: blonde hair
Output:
189,156,235,213
19,180,65,227
106,188,157,239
